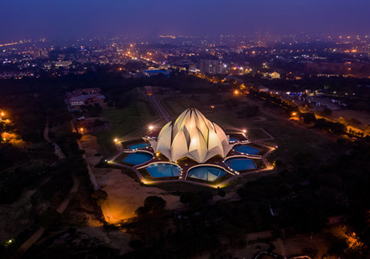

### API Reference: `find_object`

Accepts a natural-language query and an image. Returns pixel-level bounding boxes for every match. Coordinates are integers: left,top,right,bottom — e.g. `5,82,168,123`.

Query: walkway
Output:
44,123,66,159
78,140,99,190
70,121,100,190
147,95,170,122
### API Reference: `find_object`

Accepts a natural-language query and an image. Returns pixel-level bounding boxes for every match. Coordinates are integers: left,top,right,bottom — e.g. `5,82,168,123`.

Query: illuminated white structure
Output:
150,108,234,163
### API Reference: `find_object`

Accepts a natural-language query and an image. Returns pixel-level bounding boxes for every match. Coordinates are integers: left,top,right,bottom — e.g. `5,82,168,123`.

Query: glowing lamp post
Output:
148,125,154,131
114,138,122,150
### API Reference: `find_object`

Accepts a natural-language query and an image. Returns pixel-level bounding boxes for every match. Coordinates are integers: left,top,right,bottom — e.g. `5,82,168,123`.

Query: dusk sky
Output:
1,0,370,41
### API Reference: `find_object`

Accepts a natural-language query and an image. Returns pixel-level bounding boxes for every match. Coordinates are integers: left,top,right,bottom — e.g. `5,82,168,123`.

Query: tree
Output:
315,118,327,129
180,191,213,209
329,122,346,134
92,189,108,205
301,113,316,124
22,131,42,143
217,189,226,197
143,196,166,211
40,208,61,230
321,108,332,117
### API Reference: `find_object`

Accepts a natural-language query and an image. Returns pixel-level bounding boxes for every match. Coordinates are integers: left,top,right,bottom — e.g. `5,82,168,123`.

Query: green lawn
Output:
247,128,272,141
96,100,159,155
160,94,219,117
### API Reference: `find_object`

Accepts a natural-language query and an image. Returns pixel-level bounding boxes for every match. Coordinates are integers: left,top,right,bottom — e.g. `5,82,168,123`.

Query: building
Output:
111,107,274,185
199,59,226,74
149,108,234,163
263,71,281,80
33,48,49,59
143,69,170,77
66,88,105,107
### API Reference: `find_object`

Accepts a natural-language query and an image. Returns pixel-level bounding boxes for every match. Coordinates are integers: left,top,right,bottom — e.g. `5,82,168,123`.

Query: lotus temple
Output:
109,108,275,187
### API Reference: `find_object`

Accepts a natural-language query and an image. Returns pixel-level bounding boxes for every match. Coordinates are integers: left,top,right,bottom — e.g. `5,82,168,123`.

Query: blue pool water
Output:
234,145,260,155
129,142,151,149
123,152,153,165
229,137,238,142
225,158,256,171
187,166,227,182
146,163,181,178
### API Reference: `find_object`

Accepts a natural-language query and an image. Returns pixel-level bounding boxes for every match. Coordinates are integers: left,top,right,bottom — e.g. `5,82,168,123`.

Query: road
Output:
148,95,170,122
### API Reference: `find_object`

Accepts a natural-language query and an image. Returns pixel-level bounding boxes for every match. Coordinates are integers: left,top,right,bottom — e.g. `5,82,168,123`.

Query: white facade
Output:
150,108,234,163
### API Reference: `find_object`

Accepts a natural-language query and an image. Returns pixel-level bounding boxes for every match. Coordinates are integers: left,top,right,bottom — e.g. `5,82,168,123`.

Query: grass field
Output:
160,94,219,117
247,128,272,141
96,99,159,155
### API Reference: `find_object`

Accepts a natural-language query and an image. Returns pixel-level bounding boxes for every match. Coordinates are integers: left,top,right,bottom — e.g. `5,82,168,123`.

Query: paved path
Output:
56,175,79,213
78,139,100,191
148,95,170,122
69,120,100,190
44,123,66,159
121,117,163,140
18,227,46,254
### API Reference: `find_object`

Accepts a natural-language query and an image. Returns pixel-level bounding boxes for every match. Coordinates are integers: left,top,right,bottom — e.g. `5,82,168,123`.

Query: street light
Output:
242,129,247,133
148,125,154,131
114,138,118,143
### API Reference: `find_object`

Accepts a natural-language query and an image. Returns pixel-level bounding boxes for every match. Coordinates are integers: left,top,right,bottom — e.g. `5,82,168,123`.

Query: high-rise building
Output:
199,59,226,74
33,48,49,59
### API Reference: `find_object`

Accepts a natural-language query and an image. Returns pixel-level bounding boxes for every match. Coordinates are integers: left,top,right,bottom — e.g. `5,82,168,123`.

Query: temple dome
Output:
150,108,234,163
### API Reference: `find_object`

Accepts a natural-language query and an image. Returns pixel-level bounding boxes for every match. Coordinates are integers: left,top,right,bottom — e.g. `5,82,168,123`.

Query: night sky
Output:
1,0,370,40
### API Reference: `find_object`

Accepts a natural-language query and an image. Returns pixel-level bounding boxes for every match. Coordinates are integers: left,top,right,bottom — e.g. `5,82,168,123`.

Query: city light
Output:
234,89,239,95
114,138,118,143
148,125,154,131
242,129,247,133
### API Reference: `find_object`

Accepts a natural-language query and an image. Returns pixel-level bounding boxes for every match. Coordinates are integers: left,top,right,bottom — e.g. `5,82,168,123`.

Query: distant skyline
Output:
1,0,370,41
